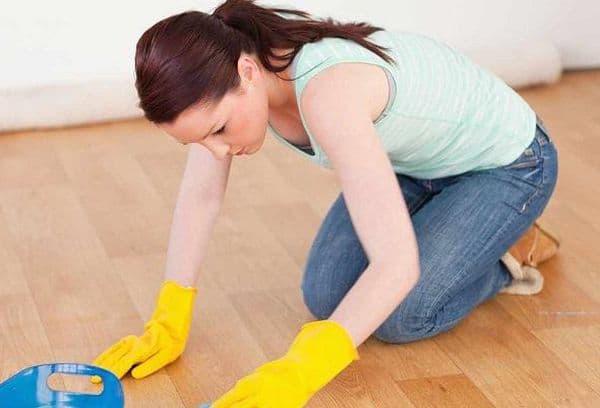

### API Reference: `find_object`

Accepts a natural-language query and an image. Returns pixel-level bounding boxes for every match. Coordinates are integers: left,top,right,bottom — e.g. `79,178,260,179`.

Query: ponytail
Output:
135,0,395,123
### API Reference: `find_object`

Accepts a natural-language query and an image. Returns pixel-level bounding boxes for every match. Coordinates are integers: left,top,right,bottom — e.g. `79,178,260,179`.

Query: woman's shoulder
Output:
299,62,392,124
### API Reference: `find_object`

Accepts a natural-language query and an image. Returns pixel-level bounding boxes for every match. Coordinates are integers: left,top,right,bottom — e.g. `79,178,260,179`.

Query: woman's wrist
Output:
163,272,197,288
285,319,360,393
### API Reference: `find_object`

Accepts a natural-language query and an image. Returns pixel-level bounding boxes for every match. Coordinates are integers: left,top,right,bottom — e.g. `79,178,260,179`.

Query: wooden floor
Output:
1,69,599,407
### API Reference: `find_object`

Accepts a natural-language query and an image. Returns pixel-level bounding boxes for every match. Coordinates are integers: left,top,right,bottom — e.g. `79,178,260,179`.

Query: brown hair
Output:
135,0,396,124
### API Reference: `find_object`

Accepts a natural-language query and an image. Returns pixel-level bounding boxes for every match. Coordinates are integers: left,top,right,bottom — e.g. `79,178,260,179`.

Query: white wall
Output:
1,0,599,132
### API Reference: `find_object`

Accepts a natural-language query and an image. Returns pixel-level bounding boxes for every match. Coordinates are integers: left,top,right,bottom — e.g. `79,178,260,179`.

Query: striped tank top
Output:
266,29,537,179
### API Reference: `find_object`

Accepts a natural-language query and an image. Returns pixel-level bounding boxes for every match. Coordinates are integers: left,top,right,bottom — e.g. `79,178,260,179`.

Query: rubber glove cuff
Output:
148,279,198,350
266,319,360,395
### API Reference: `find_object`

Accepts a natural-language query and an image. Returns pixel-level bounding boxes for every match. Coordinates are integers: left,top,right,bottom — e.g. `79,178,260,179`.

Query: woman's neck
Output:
265,49,297,113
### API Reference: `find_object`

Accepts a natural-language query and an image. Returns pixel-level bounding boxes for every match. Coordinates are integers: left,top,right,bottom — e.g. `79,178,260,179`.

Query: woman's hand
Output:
91,280,197,381
210,320,360,408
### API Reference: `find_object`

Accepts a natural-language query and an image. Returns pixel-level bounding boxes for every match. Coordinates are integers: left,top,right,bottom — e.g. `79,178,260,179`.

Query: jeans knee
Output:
372,313,440,344
301,253,356,321
301,282,337,320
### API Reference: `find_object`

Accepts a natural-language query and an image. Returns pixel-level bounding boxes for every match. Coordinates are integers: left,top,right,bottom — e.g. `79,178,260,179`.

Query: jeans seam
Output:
408,193,432,214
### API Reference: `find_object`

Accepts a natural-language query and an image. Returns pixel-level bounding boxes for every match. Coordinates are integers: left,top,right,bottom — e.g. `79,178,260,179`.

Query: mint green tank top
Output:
266,30,537,179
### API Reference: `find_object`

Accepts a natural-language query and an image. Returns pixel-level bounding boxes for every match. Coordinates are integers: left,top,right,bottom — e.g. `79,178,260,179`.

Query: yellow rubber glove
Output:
211,319,360,408
90,280,197,382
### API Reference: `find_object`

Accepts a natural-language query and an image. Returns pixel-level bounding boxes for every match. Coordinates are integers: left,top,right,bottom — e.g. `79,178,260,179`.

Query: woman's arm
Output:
311,121,420,347
300,65,421,348
209,66,421,407
91,144,232,380
164,143,232,287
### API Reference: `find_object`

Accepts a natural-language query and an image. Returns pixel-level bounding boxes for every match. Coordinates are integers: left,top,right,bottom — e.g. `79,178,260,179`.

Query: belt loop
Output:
535,113,551,145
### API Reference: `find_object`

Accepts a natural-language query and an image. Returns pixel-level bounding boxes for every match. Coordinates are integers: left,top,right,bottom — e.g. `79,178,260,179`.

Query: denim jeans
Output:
301,115,558,343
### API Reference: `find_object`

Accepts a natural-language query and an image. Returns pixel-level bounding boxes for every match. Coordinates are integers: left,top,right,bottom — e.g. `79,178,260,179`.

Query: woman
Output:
91,0,560,406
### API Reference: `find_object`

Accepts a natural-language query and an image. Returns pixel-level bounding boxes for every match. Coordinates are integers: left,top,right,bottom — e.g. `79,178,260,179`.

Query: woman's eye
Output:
215,125,226,135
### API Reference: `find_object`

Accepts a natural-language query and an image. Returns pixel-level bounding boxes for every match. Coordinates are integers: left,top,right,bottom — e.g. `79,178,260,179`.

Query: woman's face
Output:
158,53,279,160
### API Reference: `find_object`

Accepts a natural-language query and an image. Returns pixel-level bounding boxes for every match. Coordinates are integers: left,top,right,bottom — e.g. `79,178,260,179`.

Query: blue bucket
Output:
0,363,124,407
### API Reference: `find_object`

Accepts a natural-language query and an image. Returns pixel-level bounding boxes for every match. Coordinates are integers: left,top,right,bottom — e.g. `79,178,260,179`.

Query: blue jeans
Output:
301,115,558,343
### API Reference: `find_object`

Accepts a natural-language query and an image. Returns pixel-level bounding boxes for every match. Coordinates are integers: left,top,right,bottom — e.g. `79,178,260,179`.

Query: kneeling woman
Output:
92,0,559,406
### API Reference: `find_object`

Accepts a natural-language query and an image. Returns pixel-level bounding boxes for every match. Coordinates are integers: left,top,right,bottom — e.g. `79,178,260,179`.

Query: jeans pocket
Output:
495,139,544,214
